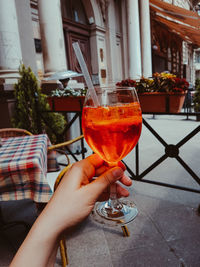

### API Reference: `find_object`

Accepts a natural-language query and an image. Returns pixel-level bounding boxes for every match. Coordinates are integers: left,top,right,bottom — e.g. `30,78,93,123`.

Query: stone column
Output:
38,0,67,76
15,0,37,75
106,0,116,85
0,0,22,81
127,0,142,79
140,0,152,78
0,0,23,127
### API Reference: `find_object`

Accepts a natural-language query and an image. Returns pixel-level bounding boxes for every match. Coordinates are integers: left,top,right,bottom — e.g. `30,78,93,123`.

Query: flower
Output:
116,79,136,87
51,87,87,97
173,77,189,92
116,72,189,94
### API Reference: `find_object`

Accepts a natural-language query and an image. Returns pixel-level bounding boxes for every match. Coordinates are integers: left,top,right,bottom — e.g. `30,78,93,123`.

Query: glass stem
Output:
108,183,123,210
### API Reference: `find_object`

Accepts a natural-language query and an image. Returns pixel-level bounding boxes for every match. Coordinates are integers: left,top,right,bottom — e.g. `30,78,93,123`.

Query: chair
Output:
0,128,33,138
52,164,72,266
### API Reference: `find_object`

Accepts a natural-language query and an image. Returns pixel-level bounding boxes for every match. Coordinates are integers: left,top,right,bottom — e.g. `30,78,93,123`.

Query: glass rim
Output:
94,86,136,92
95,86,136,89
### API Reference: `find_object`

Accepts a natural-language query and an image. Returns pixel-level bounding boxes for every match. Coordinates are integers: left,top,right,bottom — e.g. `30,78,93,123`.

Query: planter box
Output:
138,92,186,113
47,96,85,112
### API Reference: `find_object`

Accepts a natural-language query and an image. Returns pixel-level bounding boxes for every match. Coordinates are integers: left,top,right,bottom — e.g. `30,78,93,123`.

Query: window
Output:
61,0,88,24
195,51,200,63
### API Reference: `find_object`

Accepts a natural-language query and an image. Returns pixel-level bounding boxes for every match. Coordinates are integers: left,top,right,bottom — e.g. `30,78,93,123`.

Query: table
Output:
0,134,59,203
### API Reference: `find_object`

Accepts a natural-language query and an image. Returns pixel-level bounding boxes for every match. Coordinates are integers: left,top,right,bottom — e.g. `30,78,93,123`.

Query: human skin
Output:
10,154,132,267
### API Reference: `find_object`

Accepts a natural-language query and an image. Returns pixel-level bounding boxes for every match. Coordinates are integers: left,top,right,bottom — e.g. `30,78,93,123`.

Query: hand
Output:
43,154,132,232
10,154,132,267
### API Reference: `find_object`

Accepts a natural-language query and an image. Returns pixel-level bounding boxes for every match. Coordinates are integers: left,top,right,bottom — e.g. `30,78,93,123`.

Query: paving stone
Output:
145,204,200,241
67,253,113,267
168,236,200,267
110,244,179,267
130,180,200,207
65,221,112,267
104,211,164,253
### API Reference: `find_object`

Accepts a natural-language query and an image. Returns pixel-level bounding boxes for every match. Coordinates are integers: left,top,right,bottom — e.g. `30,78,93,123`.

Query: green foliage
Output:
12,64,66,143
193,78,200,112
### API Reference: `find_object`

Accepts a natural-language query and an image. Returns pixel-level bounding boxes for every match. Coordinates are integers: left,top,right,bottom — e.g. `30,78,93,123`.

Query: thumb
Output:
86,167,124,198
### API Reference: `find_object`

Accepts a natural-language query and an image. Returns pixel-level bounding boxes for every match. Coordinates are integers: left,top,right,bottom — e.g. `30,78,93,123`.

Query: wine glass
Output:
82,86,142,226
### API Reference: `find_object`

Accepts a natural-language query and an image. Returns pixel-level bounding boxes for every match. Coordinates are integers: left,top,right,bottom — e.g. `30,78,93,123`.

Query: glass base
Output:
91,199,138,227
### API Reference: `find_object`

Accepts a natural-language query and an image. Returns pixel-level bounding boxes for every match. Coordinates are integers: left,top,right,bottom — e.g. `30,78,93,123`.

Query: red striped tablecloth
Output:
0,134,59,203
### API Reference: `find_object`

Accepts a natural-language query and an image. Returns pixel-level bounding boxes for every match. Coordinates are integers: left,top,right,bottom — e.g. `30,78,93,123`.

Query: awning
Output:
150,0,200,47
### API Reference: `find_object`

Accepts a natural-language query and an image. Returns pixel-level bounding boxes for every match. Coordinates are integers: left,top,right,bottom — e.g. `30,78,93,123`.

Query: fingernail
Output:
112,167,123,178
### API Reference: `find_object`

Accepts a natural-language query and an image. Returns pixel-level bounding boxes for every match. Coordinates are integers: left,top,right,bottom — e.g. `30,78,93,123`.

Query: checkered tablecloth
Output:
0,134,59,203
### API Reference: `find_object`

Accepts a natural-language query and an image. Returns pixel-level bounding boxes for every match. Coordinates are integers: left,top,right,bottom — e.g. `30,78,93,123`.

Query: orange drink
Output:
82,102,142,164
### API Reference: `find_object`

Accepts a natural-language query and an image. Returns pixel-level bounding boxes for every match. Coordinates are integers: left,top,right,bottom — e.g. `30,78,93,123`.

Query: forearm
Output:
10,187,78,267
10,208,61,267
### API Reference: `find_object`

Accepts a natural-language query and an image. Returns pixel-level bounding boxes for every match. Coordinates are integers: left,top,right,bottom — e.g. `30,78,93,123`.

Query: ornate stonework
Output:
98,0,109,22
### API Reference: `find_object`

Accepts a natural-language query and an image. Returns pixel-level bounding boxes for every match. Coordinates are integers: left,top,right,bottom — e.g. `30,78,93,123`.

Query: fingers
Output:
95,165,109,177
116,183,130,197
119,174,132,186
95,160,126,177
117,161,126,171
95,168,132,187
60,153,131,194
86,167,124,199
60,154,104,190
88,154,104,168
97,182,130,201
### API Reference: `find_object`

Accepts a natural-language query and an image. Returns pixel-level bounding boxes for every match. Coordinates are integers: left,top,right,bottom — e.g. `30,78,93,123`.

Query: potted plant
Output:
47,87,86,112
116,72,189,113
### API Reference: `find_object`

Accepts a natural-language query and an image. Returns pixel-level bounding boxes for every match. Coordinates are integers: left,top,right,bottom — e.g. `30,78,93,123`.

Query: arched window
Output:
61,0,88,25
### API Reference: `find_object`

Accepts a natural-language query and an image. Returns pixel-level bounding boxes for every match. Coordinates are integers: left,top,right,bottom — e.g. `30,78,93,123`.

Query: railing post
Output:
136,143,139,177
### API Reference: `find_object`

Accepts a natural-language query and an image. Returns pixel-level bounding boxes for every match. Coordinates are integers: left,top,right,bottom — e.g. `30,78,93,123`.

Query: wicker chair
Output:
0,128,33,138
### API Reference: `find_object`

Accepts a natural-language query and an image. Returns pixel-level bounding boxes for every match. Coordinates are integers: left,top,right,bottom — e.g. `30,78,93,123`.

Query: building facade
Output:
0,0,199,127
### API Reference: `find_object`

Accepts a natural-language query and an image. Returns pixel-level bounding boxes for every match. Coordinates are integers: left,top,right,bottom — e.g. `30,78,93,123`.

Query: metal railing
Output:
123,114,200,194
41,96,200,193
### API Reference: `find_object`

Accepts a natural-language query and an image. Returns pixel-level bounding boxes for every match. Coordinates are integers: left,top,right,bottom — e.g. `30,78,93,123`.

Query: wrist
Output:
36,198,74,238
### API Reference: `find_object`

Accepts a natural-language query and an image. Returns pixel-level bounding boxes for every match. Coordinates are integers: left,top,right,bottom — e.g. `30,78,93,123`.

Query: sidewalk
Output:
0,115,199,266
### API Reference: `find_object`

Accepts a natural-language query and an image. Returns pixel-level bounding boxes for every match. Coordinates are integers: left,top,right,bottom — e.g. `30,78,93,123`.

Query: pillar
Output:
0,0,23,127
140,0,152,78
38,0,67,76
105,1,114,85
15,0,37,75
127,0,142,79
0,0,22,81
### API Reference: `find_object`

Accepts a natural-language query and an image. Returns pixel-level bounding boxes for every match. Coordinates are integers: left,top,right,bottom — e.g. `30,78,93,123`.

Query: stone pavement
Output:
0,115,199,267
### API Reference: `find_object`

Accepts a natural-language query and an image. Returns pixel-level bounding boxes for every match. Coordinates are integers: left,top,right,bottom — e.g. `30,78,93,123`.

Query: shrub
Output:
12,64,66,143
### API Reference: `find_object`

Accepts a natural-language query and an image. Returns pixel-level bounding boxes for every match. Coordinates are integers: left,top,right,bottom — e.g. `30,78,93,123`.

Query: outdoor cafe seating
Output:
0,128,84,266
